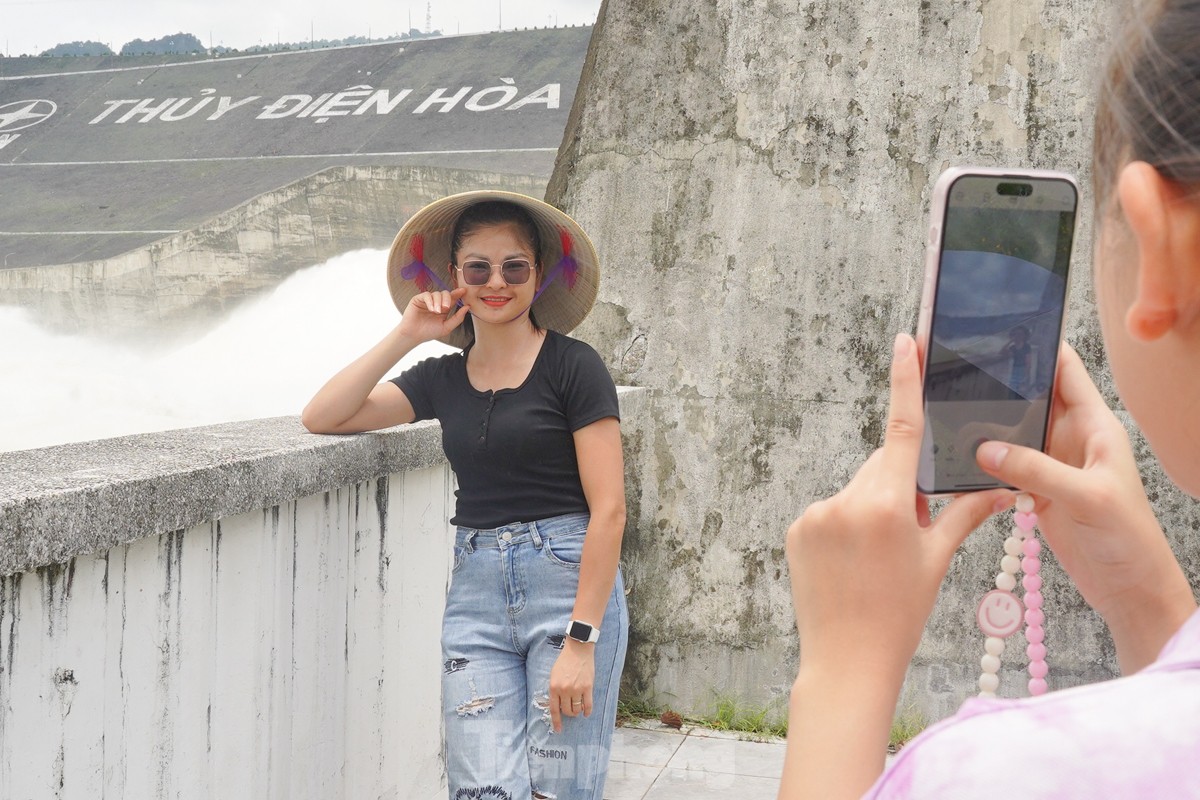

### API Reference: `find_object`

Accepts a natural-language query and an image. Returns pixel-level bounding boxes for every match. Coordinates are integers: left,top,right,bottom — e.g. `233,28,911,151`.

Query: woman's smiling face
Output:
450,221,541,327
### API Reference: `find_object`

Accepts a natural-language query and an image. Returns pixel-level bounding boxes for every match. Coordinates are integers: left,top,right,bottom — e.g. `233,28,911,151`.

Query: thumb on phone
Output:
975,440,1082,506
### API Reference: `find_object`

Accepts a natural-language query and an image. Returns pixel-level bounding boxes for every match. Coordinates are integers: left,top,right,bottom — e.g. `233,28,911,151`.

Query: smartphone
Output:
915,167,1079,495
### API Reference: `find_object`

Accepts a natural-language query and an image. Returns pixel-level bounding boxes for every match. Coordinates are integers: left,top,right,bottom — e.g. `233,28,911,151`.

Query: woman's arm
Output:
779,335,1007,799
302,325,420,433
547,416,626,733
302,288,468,434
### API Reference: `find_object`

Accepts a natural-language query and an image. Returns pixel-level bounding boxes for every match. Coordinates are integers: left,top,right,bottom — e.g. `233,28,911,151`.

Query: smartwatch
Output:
565,619,600,644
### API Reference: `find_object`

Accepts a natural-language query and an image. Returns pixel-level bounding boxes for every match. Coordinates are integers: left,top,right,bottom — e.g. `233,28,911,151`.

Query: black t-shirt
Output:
391,330,620,529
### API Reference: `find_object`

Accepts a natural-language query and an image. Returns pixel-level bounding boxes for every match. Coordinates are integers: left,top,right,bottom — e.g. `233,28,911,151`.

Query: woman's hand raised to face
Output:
398,288,470,343
974,344,1196,673
787,334,1010,678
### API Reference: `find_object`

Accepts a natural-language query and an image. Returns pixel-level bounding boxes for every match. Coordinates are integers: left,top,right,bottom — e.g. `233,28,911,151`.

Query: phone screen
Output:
918,175,1078,494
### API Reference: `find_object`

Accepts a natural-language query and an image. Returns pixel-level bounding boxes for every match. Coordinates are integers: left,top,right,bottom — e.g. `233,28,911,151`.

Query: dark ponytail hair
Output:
449,200,543,343
1095,0,1200,212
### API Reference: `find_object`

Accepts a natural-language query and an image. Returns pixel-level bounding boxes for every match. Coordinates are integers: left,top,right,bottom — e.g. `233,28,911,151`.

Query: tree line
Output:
30,30,447,58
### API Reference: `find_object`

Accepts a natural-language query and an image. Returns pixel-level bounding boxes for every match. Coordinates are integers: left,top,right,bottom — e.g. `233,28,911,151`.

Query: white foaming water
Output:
0,249,455,453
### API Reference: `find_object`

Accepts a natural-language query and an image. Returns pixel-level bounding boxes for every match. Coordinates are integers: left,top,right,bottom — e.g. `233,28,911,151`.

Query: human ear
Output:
1116,161,1200,342
448,262,459,290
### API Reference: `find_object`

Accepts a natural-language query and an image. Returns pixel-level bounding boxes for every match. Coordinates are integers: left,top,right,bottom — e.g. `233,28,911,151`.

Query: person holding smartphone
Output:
303,192,628,799
779,0,1200,796
915,166,1079,494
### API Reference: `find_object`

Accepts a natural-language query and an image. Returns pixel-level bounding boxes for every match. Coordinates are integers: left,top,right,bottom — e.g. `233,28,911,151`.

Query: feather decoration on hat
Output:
399,235,435,292
531,229,581,304
557,228,579,290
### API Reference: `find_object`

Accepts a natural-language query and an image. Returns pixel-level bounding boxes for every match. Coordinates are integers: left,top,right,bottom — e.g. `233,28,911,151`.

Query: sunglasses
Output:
455,258,534,286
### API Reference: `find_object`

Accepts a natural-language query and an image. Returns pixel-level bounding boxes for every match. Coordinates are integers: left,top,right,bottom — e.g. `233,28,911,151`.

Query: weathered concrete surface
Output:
1,462,457,799
0,415,441,576
548,0,1200,722
0,28,590,269
0,164,544,338
0,386,648,577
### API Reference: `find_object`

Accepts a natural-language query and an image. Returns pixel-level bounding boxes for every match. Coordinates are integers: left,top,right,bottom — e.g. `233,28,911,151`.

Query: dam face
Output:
0,29,589,335
549,0,1200,721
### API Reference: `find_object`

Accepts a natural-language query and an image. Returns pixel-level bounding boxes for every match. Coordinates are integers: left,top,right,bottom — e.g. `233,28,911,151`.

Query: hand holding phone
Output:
915,167,1080,495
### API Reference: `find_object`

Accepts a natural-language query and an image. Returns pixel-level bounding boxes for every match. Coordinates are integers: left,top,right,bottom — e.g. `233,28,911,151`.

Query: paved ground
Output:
606,723,787,799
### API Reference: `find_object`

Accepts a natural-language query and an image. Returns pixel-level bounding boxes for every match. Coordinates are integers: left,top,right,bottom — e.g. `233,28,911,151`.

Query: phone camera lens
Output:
997,182,1033,197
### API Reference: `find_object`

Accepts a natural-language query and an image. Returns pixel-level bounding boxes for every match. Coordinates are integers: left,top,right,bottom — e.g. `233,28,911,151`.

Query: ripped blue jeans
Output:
441,513,629,800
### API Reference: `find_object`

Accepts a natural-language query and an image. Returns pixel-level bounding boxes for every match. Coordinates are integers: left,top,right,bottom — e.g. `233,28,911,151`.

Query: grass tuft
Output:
616,695,666,727
620,691,929,752
705,693,788,738
887,705,928,752
617,691,787,739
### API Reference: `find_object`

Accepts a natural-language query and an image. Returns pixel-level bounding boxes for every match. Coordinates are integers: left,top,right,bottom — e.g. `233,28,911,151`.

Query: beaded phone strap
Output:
975,493,1048,698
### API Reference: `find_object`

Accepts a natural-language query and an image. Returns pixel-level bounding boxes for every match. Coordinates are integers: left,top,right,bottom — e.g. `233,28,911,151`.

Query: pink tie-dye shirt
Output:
866,608,1200,799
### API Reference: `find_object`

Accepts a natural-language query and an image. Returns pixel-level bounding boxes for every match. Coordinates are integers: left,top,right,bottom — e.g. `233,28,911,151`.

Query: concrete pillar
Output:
548,0,1196,722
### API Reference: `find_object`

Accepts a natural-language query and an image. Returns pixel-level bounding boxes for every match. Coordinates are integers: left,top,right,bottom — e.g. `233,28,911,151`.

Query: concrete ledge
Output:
0,416,445,577
0,386,649,576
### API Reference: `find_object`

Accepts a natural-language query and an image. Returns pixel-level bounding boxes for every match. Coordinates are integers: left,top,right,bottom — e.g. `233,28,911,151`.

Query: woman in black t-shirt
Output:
303,192,627,799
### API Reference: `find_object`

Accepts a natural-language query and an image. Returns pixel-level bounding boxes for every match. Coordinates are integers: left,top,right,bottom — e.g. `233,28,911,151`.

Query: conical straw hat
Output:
386,190,600,349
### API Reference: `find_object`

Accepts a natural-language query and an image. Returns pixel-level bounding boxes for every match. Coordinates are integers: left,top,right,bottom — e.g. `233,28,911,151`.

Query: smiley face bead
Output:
977,589,1025,638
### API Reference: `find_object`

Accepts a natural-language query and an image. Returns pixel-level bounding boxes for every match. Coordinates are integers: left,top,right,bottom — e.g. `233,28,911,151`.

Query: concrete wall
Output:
0,417,454,799
0,389,649,797
548,0,1200,722
0,165,545,340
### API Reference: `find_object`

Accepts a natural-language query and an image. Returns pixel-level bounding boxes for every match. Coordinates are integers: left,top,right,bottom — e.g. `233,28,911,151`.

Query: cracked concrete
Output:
546,0,1200,724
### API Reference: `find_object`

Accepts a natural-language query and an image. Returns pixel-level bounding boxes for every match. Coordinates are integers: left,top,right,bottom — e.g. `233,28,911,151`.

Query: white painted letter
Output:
206,96,261,121
413,87,472,114
506,83,561,111
296,94,333,118
465,79,518,112
159,97,213,122
116,98,179,124
352,89,412,115
88,99,139,124
312,86,374,119
0,133,19,150
258,95,312,119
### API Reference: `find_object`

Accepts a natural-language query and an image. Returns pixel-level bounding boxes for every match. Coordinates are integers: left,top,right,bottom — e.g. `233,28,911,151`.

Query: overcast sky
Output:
1,0,602,56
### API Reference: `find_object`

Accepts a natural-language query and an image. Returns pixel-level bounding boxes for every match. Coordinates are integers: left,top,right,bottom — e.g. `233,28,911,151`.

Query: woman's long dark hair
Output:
449,200,544,343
